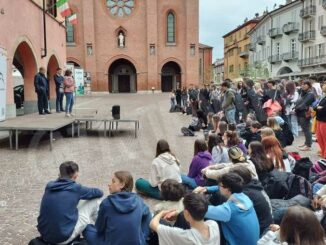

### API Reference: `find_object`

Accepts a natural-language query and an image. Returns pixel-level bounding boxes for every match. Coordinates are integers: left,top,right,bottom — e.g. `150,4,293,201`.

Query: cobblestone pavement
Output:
0,93,320,244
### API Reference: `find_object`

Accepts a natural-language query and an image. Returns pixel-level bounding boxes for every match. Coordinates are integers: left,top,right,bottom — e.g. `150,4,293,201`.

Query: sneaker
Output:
300,146,311,151
70,113,75,117
45,111,52,114
65,114,71,117
298,144,306,148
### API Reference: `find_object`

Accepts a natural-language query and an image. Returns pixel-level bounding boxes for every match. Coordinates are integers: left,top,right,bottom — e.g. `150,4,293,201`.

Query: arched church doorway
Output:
12,41,38,115
277,66,293,76
108,59,137,93
161,61,181,92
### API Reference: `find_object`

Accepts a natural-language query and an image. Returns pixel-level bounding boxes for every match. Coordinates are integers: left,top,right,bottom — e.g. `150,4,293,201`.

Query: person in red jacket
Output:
315,79,326,158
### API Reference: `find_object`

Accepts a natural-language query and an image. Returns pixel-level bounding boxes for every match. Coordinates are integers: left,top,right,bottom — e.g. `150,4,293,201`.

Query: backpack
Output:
292,157,313,180
309,159,326,184
280,122,294,146
286,174,312,200
181,127,195,136
230,90,244,112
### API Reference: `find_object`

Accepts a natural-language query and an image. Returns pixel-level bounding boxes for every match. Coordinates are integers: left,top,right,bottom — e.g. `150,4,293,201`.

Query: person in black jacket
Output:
240,121,262,148
231,166,273,236
34,67,50,115
294,80,315,151
54,67,65,113
315,79,326,158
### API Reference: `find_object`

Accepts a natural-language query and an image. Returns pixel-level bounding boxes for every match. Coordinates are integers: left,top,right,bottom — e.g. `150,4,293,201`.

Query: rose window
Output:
107,0,135,17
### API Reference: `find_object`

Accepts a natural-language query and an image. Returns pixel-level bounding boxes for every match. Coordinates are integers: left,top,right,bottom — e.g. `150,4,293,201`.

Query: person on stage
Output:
34,67,51,115
54,67,65,113
64,70,76,117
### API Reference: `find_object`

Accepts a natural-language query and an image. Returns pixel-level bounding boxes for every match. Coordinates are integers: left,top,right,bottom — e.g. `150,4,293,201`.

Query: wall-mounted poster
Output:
0,47,7,121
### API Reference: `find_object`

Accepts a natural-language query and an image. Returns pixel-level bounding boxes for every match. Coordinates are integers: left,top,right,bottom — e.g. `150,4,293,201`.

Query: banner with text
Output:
74,68,84,96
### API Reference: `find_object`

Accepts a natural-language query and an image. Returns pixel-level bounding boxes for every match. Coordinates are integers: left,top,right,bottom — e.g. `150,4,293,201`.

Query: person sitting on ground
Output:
258,206,325,245
202,146,258,181
227,123,236,132
208,133,229,164
136,139,181,200
223,130,248,155
150,192,221,245
83,171,152,245
260,127,276,139
262,136,295,173
217,121,227,138
204,173,260,245
267,117,286,148
181,139,212,189
240,121,262,148
37,161,103,244
154,179,185,216
188,110,207,132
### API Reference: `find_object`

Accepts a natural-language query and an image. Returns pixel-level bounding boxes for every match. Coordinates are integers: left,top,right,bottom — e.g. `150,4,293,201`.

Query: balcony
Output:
283,22,299,35
249,43,256,51
321,26,326,36
298,30,316,42
282,52,299,62
323,0,326,9
300,5,316,18
268,28,283,39
298,56,326,67
257,36,266,45
239,50,249,58
268,55,282,64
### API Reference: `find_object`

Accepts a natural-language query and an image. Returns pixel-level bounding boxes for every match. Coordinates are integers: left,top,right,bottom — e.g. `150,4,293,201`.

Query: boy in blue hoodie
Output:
204,172,259,245
83,171,151,245
37,161,103,244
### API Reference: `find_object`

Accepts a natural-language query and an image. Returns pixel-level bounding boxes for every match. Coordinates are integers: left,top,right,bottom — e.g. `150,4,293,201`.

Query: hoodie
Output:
205,192,260,245
84,192,151,245
188,151,212,186
243,180,273,235
149,152,182,189
37,178,103,244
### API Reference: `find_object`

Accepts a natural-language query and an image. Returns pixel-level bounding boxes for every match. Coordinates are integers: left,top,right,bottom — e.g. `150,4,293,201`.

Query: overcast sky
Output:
199,0,285,60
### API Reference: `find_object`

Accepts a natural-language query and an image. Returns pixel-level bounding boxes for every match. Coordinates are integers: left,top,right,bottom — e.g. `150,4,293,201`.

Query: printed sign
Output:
0,47,7,121
74,68,84,96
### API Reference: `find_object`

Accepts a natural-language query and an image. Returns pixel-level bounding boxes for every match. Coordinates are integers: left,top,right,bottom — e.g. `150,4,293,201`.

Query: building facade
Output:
298,0,326,76
0,0,66,118
223,18,259,81
66,0,200,93
212,58,224,84
199,44,213,84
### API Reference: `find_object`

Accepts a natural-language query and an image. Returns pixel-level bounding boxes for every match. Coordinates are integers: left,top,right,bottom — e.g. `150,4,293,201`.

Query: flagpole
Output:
41,0,47,58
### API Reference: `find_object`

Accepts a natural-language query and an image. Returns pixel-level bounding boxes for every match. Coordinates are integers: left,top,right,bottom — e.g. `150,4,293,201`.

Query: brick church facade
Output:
66,0,200,93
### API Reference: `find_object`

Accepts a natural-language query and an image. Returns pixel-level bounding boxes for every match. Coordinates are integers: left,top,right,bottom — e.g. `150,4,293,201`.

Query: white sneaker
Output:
65,114,71,117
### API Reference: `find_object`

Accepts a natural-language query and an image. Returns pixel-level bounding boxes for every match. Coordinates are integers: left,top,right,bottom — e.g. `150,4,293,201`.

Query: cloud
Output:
199,0,285,60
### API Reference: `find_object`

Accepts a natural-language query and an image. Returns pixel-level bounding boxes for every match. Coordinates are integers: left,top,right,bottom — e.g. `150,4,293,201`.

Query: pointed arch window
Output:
167,12,175,43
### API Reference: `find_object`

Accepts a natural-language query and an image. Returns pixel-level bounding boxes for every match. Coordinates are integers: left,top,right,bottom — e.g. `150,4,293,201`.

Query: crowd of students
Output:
30,77,326,245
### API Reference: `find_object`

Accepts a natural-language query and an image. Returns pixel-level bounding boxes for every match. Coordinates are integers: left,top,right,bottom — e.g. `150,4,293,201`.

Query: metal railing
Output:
321,26,326,36
257,36,266,45
298,56,326,67
239,50,249,58
249,43,256,51
282,51,299,61
283,22,299,35
268,28,283,38
268,54,282,64
298,30,316,42
300,5,316,18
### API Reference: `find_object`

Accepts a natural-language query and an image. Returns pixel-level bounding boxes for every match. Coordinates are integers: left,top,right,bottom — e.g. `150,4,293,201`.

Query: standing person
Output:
84,171,151,245
175,85,182,106
315,79,326,158
199,84,210,117
221,80,236,124
284,81,299,137
54,68,65,113
37,161,103,244
135,140,181,200
34,67,50,115
210,85,221,113
181,86,188,110
189,85,199,116
294,80,315,151
64,70,75,117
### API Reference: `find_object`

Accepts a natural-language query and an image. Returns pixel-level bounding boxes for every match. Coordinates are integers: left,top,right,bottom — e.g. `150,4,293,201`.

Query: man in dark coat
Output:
34,67,50,115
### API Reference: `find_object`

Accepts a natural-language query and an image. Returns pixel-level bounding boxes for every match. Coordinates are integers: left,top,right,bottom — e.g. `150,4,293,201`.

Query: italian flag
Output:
56,0,71,17
68,13,77,25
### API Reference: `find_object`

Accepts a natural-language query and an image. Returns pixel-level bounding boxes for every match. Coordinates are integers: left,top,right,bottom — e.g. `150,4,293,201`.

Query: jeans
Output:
286,114,299,137
65,92,74,114
313,183,324,197
181,174,198,189
297,116,312,147
37,90,48,113
135,178,161,200
56,89,64,112
225,108,236,124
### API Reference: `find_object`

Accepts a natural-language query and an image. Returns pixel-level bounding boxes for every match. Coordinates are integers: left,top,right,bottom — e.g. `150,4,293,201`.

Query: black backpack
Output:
181,127,195,136
286,174,312,200
292,157,313,180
